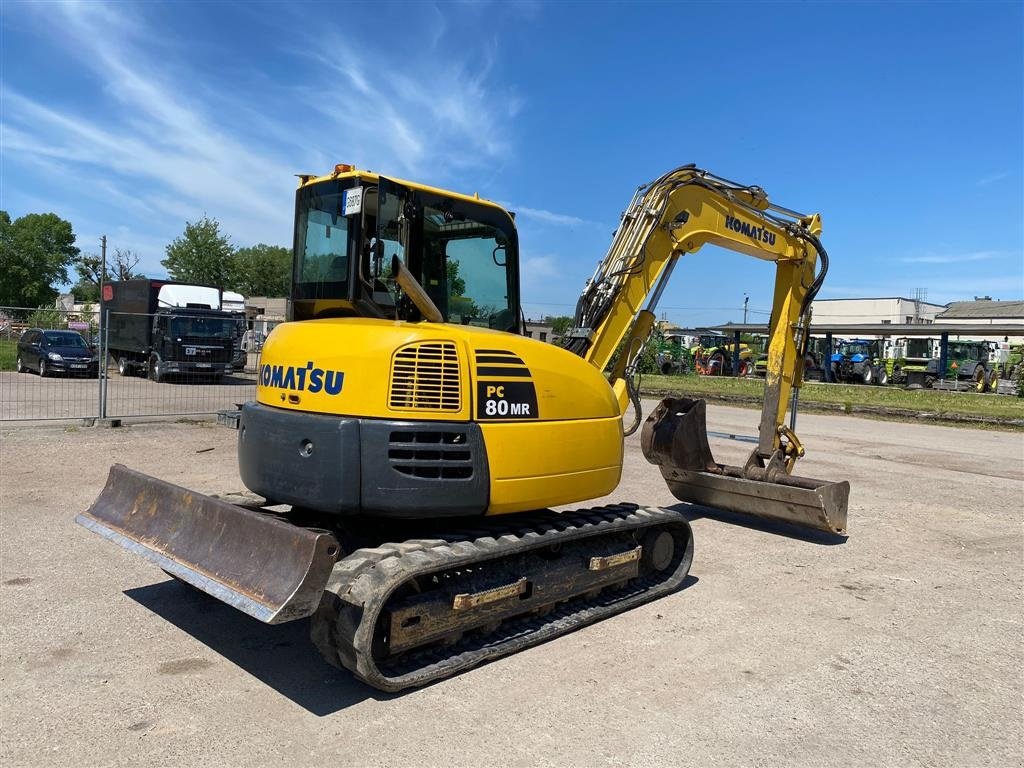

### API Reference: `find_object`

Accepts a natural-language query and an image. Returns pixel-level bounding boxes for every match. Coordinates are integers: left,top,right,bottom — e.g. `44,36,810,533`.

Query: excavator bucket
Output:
641,398,849,536
75,464,340,623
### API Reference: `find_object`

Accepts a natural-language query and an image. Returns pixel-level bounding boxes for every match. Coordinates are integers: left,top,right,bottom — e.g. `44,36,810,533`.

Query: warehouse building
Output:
935,298,1024,343
809,297,946,327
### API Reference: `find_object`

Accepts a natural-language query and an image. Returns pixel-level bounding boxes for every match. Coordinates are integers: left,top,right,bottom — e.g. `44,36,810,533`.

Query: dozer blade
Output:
642,398,849,536
76,464,340,624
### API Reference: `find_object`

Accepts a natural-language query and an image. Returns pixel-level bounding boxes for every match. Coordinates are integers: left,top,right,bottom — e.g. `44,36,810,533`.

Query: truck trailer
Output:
101,280,236,382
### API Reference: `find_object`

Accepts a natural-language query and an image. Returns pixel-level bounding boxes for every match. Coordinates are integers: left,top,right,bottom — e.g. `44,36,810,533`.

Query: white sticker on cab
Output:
342,186,364,216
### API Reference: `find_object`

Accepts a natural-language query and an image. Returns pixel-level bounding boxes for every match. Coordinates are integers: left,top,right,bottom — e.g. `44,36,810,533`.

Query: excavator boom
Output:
563,165,849,534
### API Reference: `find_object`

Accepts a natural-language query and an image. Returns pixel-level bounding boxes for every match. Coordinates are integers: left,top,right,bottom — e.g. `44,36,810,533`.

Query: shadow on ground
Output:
672,503,849,545
125,572,701,715
125,579,392,716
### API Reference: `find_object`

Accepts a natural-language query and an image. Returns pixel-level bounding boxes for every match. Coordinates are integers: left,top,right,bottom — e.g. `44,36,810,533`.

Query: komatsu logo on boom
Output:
725,215,777,246
259,362,344,395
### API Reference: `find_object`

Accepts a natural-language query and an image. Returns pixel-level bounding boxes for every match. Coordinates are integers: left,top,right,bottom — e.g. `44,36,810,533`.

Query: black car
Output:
15,328,100,377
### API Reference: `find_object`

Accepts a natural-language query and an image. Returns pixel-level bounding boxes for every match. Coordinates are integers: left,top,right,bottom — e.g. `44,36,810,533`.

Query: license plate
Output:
185,346,197,355
70,364,87,369
196,363,212,368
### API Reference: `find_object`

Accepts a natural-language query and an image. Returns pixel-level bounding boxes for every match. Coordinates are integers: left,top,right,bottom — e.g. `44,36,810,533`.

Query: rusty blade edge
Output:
75,512,280,623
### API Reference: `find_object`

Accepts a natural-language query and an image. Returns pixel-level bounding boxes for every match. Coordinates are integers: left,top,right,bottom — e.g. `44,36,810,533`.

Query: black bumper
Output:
237,402,489,517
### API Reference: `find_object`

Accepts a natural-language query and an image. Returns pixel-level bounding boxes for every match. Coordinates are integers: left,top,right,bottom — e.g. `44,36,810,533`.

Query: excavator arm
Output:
563,165,848,535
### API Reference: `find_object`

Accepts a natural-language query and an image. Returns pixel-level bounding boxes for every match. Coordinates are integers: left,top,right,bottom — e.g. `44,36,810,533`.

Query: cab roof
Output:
295,165,511,218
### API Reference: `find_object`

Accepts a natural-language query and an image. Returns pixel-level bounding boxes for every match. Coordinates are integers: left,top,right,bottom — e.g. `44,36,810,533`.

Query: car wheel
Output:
15,355,24,373
117,356,130,376
861,365,873,385
877,367,888,386
986,369,999,393
38,358,48,377
150,356,164,383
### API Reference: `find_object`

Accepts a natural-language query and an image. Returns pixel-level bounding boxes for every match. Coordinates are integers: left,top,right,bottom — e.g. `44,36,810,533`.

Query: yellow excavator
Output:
77,164,849,691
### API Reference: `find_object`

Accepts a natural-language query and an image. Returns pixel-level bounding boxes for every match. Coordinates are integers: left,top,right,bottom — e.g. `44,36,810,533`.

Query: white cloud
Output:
901,250,1003,264
976,170,1011,187
522,254,561,279
499,203,597,227
1,1,522,267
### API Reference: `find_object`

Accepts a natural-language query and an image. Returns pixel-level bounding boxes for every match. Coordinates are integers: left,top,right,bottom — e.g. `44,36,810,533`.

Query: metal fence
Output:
0,306,259,422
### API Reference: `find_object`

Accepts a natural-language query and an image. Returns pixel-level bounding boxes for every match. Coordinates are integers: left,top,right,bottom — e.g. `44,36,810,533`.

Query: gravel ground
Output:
1,401,1021,767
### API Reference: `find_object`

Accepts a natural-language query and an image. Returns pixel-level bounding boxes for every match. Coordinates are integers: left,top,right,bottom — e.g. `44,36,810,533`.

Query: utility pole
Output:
97,235,108,420
743,293,749,324
99,235,107,298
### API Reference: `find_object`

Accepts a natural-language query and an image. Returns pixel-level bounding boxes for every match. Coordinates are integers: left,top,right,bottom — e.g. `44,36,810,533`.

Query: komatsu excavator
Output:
77,164,849,692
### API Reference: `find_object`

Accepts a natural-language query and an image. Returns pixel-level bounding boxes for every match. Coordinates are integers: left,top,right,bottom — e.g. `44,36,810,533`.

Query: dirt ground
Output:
1,402,1021,767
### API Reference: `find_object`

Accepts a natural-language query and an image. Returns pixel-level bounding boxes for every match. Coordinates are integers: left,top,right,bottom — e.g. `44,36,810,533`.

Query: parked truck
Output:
101,280,236,382
222,290,249,371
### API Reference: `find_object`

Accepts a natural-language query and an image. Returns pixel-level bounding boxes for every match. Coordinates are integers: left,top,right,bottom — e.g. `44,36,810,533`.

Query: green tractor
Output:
654,332,693,376
942,340,999,392
752,336,828,381
690,332,753,376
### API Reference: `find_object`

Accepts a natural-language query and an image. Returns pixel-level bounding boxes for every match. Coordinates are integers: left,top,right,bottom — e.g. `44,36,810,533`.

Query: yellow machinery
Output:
78,164,849,691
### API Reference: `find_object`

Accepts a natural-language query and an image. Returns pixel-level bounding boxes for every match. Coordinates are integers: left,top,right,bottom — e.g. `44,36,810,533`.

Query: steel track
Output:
311,504,694,691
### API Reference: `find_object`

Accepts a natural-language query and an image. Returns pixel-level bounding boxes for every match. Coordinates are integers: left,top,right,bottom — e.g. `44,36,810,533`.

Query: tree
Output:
27,305,63,329
229,244,290,297
446,260,466,296
446,259,479,319
0,211,80,308
73,248,144,301
548,315,573,337
162,215,234,287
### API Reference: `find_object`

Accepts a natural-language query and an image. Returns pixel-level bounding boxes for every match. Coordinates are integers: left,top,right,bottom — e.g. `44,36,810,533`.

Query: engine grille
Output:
388,342,461,412
388,430,474,479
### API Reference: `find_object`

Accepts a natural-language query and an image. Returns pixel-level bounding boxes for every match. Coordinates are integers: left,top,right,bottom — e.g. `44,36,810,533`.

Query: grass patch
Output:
640,373,1024,422
0,339,16,371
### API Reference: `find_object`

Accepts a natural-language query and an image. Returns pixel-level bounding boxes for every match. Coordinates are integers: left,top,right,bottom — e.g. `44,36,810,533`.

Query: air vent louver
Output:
388,342,461,412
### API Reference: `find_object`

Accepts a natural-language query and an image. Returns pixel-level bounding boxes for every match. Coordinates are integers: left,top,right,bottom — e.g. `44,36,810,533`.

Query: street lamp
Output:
743,293,749,324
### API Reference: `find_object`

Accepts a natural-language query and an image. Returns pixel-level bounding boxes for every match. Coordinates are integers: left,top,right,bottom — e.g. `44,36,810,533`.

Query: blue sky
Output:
2,1,1021,326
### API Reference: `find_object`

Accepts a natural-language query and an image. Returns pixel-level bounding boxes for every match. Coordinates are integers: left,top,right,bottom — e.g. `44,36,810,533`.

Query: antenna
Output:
912,287,928,324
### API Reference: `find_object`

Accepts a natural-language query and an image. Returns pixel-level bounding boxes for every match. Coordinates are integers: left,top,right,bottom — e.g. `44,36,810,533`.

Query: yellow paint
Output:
480,417,623,514
257,318,619,424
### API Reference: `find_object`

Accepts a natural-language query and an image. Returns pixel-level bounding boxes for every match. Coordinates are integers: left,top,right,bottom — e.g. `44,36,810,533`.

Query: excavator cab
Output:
291,172,520,334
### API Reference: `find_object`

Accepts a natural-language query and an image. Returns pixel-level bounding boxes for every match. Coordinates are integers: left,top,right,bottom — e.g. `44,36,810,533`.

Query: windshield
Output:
698,335,725,348
372,181,518,330
169,316,235,338
422,201,516,330
838,342,870,356
948,343,982,359
43,332,87,348
294,188,352,300
905,339,931,358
